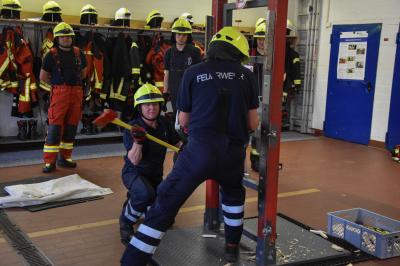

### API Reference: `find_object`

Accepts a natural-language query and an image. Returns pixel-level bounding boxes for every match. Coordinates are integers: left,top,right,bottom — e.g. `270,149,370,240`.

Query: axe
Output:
93,109,180,153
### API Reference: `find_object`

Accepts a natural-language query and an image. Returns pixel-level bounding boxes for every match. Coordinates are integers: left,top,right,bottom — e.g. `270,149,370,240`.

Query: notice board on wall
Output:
337,31,368,80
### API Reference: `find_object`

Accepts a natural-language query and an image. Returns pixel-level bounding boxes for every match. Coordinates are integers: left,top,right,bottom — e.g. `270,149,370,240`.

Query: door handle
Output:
363,81,372,93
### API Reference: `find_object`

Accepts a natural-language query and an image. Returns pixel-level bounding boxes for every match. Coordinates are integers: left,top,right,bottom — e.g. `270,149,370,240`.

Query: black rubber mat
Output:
152,226,255,266
152,214,373,266
0,176,103,212
0,209,53,265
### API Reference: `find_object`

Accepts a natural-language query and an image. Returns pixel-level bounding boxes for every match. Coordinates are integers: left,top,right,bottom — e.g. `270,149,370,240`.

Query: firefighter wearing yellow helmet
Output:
249,21,267,171
121,26,259,265
118,83,181,246
40,22,87,173
164,18,201,116
283,18,301,130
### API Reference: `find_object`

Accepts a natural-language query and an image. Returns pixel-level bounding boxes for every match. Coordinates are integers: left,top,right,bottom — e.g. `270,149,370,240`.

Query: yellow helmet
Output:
254,23,266,38
43,1,61,15
80,4,97,16
2,0,21,11
287,19,297,37
180,12,193,24
115,7,131,21
53,22,74,38
146,10,163,25
134,84,164,108
171,18,192,34
255,17,266,28
210,26,249,61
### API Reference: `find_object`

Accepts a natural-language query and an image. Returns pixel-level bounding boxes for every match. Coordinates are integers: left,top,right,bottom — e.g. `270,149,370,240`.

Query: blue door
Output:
386,30,400,149
324,24,381,144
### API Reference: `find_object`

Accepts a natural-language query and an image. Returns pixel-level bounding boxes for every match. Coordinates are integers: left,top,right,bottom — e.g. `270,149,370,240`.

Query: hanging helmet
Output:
180,12,193,24
171,18,192,34
286,19,297,37
80,4,97,16
43,1,62,15
254,23,266,38
146,10,163,26
2,0,21,11
392,145,400,162
255,17,266,28
210,26,249,62
115,7,131,21
53,22,74,38
134,84,164,108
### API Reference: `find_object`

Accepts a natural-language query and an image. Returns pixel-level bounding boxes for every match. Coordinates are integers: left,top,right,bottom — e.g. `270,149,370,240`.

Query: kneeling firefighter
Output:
119,84,181,246
40,22,87,173
121,27,259,265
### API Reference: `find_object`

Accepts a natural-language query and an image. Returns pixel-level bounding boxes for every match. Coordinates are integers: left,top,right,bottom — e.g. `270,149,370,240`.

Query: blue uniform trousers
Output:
121,136,246,266
120,171,162,225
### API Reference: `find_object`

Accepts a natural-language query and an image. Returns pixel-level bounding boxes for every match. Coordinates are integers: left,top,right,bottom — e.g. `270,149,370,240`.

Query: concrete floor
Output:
0,137,399,265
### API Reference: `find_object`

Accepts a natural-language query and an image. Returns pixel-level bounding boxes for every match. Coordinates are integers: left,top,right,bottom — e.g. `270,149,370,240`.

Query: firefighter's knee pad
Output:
63,124,78,142
46,124,62,144
127,176,156,207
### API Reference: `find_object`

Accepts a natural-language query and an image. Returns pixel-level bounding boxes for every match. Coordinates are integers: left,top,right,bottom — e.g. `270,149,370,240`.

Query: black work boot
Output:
17,120,28,140
29,120,39,139
57,158,77,168
225,243,239,263
119,217,134,246
42,163,56,173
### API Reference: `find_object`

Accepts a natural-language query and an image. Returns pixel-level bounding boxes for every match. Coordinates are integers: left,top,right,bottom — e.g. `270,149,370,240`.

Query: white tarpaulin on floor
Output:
0,174,113,208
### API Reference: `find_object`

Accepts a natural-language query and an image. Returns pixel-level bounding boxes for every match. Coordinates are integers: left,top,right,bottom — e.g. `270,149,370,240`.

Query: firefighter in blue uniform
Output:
121,26,259,265
119,84,181,246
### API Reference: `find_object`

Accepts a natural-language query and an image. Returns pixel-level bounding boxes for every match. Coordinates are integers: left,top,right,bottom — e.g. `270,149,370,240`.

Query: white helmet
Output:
115,7,131,21
180,12,193,24
286,19,297,37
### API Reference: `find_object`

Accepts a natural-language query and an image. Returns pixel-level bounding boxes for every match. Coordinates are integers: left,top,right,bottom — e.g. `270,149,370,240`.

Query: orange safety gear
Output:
42,46,84,164
81,33,104,101
39,29,54,92
0,26,37,116
145,35,170,92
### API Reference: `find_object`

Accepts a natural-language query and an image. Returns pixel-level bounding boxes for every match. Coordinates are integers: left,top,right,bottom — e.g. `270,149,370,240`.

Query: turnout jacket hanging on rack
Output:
145,33,170,92
0,26,38,117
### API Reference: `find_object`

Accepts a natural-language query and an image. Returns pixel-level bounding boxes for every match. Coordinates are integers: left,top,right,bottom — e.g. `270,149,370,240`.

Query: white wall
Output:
312,0,400,141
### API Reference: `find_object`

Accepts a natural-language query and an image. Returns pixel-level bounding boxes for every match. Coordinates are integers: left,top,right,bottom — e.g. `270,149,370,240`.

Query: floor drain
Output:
0,209,53,266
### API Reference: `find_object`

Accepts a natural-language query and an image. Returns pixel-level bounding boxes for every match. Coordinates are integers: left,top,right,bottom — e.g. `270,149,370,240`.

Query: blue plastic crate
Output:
327,208,400,259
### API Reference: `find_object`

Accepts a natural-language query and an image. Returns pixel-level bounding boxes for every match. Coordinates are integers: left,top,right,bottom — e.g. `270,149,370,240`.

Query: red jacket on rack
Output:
145,39,170,92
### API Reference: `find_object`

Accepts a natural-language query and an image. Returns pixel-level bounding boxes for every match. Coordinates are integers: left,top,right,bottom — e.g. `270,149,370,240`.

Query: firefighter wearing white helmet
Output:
283,19,301,130
121,26,259,265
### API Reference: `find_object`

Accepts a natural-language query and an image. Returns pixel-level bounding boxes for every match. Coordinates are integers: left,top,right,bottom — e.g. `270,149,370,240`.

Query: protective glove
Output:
131,126,146,144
